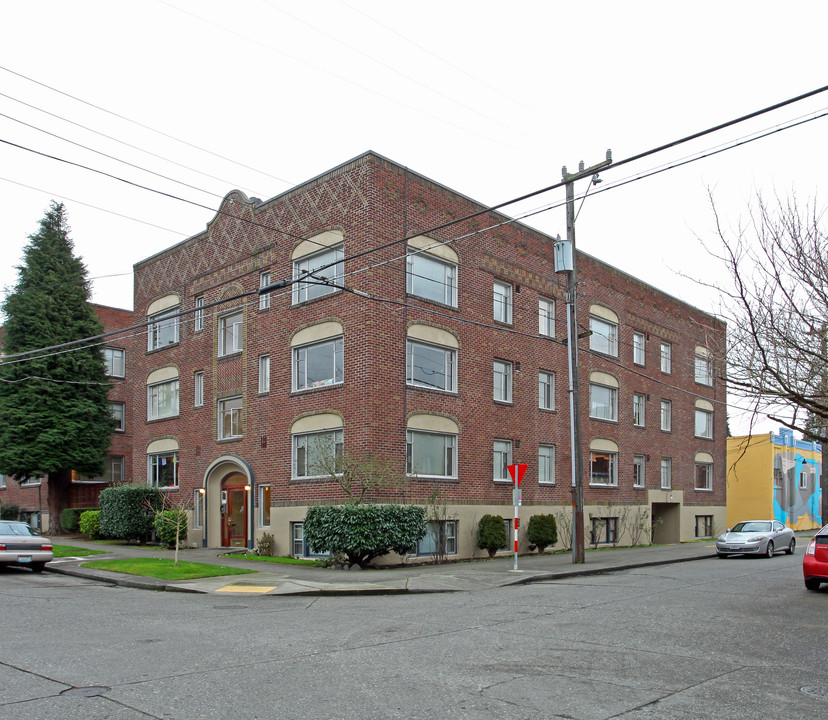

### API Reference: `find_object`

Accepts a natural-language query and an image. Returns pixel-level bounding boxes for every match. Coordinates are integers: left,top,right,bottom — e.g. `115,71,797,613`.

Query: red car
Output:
803,524,828,591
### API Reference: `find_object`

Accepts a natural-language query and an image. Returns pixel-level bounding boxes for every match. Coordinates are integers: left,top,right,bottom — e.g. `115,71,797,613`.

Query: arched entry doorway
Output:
221,472,248,548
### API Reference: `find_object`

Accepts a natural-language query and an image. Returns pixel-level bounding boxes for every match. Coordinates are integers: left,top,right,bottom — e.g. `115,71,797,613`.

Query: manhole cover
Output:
61,686,110,697
801,685,828,699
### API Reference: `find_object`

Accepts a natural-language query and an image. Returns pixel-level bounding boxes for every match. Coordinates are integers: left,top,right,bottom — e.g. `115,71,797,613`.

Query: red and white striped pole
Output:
508,464,527,571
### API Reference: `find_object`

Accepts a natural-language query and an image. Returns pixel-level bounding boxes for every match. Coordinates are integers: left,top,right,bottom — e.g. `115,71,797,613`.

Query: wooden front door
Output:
221,474,248,547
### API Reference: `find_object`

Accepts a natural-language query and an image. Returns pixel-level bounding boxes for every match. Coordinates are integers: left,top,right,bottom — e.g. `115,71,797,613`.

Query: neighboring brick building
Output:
0,304,133,530
129,151,726,558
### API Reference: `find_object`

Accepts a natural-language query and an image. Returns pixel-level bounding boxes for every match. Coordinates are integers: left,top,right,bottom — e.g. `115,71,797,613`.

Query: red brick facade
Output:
126,152,726,556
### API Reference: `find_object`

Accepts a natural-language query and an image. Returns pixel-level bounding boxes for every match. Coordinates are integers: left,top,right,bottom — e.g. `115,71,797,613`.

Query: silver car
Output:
716,520,796,559
0,521,54,572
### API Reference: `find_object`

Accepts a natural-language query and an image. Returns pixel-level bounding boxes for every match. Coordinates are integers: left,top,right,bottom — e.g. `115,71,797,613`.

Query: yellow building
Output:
727,428,822,530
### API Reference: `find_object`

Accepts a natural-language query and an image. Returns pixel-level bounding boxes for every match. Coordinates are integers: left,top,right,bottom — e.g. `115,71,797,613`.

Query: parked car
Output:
803,524,828,591
716,520,796,559
0,521,54,572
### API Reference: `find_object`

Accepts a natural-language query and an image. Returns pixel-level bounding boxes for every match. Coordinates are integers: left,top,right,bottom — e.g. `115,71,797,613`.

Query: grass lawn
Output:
53,544,109,558
222,553,326,567
81,557,257,580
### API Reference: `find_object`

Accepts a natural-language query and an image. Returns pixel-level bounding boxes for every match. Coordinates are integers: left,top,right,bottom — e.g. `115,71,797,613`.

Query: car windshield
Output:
0,522,38,536
732,522,771,533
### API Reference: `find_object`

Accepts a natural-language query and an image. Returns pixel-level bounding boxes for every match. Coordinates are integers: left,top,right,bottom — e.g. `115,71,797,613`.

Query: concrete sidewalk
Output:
42,535,746,596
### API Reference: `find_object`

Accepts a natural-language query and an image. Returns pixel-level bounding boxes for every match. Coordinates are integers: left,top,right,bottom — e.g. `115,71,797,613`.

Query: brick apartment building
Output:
0,304,133,528
123,151,726,560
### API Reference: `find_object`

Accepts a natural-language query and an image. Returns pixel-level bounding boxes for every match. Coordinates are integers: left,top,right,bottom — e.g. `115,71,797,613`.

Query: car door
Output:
772,521,786,548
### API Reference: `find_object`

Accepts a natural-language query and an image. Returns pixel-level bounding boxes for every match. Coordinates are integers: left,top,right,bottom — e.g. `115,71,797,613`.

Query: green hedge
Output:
477,514,506,557
0,502,20,520
60,507,97,533
79,510,101,539
99,485,163,541
153,509,188,548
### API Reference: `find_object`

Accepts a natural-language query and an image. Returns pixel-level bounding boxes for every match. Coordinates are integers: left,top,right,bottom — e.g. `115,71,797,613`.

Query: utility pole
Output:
561,151,612,564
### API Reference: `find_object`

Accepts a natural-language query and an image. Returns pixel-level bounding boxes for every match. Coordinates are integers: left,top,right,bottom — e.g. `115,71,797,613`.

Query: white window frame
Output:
103,347,125,377
494,360,513,403
110,401,125,432
660,400,672,432
147,308,179,350
149,452,178,488
539,444,555,485
293,337,344,391
633,332,646,365
259,271,271,310
416,520,458,557
633,393,646,427
589,383,618,422
695,462,713,491
695,353,713,386
293,244,344,304
218,396,243,440
193,489,204,529
293,429,344,479
194,371,204,407
147,379,179,420
194,296,205,332
405,430,457,479
258,484,271,527
590,450,618,486
695,408,713,439
258,354,271,394
406,340,456,393
493,439,513,482
539,371,555,410
539,298,555,337
661,458,672,490
590,316,618,356
291,521,331,558
218,311,243,357
633,454,646,488
406,251,457,307
660,341,671,373
493,281,513,324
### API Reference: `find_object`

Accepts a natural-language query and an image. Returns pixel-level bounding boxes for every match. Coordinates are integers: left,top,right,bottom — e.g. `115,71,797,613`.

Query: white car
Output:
0,521,54,572
716,520,796,559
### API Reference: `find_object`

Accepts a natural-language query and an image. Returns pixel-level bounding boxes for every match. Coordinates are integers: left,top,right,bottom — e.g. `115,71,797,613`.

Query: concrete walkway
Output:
39,534,761,596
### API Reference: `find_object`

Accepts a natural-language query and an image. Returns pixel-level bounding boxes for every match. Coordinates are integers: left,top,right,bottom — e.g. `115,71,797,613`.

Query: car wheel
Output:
805,578,821,591
765,541,774,558
717,552,727,559
30,563,45,573
786,538,796,555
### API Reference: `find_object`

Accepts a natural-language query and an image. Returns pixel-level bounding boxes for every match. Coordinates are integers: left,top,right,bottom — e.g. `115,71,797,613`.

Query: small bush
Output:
477,514,507,557
60,507,97,533
78,510,101,539
99,485,163,541
153,510,188,548
527,513,558,553
0,502,20,520
256,532,275,556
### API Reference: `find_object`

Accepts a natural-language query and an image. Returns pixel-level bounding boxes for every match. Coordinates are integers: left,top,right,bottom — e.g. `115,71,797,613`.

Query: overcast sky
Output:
2,1,826,434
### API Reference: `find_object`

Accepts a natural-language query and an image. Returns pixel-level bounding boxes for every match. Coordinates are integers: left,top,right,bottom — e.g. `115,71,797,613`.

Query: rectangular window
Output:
633,393,646,427
539,298,555,337
259,271,271,310
20,476,43,487
660,400,672,432
218,397,243,440
148,379,179,420
218,311,243,356
590,451,617,486
494,360,513,403
493,440,513,482
773,467,783,488
589,383,618,421
407,340,456,392
294,429,344,478
148,308,179,350
258,484,271,527
193,489,204,529
294,245,344,304
695,409,713,438
695,353,713,385
539,371,555,410
695,515,713,538
633,332,646,365
194,296,205,332
695,462,712,491
493,281,513,324
590,317,618,356
291,521,331,558
591,517,618,545
539,445,555,484
103,347,125,377
661,458,672,490
0,475,6,489
416,520,458,557
406,252,457,306
406,430,456,478
76,457,123,484
799,472,809,490
293,337,344,391
258,355,270,394
633,454,646,488
149,452,178,488
194,371,204,407
660,342,671,373
110,402,125,432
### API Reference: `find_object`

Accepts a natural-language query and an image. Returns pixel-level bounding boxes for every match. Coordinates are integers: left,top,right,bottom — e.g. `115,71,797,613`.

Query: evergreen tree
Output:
0,203,113,532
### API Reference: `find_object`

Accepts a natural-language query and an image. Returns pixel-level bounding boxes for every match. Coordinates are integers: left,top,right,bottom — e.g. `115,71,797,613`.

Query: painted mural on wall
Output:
773,449,822,529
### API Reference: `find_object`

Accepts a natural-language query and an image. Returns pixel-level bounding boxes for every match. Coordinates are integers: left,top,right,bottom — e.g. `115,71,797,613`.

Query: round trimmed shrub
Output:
477,514,506,558
527,513,558,553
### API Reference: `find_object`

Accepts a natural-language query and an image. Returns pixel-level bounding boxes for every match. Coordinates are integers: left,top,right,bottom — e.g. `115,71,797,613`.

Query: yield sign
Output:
508,463,527,487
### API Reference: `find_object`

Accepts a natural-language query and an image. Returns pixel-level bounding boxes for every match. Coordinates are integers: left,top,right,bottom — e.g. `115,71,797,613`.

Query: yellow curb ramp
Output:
216,585,277,594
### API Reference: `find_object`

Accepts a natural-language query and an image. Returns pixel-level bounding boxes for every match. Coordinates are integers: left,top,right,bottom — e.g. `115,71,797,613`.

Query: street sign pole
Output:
508,464,527,571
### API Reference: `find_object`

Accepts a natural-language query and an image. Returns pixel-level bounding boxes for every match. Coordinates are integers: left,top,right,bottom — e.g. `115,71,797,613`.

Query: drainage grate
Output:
801,686,828,699
61,686,110,697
